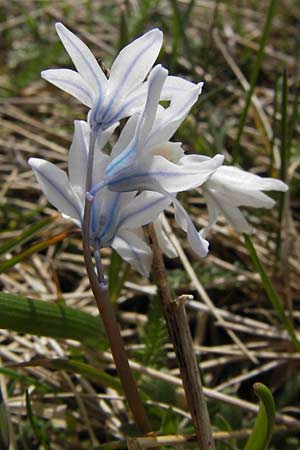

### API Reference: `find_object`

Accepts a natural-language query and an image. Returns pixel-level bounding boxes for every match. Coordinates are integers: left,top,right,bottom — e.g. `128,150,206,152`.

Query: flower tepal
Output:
29,121,173,276
41,23,163,131
201,164,288,236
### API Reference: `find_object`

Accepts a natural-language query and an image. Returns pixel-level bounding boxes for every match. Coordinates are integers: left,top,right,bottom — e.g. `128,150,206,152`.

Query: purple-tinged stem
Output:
82,129,151,434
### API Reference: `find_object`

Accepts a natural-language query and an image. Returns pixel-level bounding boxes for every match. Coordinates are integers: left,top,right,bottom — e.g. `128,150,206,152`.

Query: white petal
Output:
199,191,220,239
41,69,93,107
109,82,148,124
172,195,209,257
118,191,171,229
161,76,203,99
112,229,152,277
55,22,107,98
218,187,276,209
150,141,185,163
211,166,288,193
146,79,202,147
203,189,252,234
154,214,177,258
93,191,122,243
68,121,89,202
29,158,82,224
109,28,163,101
110,114,139,159
104,66,167,180
221,203,252,234
137,65,168,144
95,122,119,150
107,154,223,193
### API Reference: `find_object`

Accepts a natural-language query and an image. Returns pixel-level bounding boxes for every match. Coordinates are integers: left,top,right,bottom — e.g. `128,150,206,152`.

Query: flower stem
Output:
145,224,215,450
82,130,151,434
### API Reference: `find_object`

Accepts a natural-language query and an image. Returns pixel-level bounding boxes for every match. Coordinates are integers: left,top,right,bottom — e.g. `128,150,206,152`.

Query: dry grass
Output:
0,1,300,448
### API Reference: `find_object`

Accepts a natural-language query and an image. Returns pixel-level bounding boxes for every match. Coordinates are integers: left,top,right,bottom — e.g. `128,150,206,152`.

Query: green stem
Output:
244,234,300,352
232,0,277,163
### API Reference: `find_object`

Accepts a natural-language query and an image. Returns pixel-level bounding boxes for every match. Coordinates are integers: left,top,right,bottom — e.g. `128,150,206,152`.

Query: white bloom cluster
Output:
29,24,287,276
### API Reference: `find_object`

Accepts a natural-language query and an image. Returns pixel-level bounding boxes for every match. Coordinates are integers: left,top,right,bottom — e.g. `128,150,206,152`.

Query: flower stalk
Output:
82,130,151,434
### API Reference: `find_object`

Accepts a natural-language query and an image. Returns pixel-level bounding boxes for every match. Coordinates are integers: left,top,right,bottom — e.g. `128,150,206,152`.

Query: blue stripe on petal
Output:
98,36,157,127
103,137,138,178
33,166,83,223
118,195,167,228
98,193,121,242
116,234,148,277
58,25,103,99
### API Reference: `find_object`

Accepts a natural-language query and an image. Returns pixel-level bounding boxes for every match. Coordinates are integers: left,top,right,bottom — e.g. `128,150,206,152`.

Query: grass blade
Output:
244,235,300,352
0,229,75,273
276,70,289,256
25,389,50,450
244,383,275,450
0,215,57,257
0,292,108,349
232,0,277,163
0,388,9,450
16,358,139,398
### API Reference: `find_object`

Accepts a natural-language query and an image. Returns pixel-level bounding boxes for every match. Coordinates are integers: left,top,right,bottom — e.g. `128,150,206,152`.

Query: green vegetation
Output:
0,1,299,448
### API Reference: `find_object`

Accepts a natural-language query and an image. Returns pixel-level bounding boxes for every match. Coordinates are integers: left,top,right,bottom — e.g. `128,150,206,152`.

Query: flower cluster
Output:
29,23,287,276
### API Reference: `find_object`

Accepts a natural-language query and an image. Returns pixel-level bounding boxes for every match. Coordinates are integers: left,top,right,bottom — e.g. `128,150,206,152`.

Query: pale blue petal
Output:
146,81,202,148
154,214,177,258
55,22,107,98
136,65,168,144
106,82,148,125
108,28,163,103
41,69,94,107
210,166,288,193
118,191,171,229
29,158,82,224
202,188,252,234
112,229,152,277
172,195,209,257
68,120,89,202
105,154,223,194
110,114,139,159
103,66,167,179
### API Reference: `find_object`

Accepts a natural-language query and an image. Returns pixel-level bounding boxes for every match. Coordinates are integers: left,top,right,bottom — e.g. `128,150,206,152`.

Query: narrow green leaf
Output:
43,359,123,394
25,389,50,449
288,40,300,150
0,388,9,450
0,215,56,257
168,0,194,66
19,358,149,402
0,292,108,349
244,235,300,351
276,70,289,256
269,75,280,175
215,413,236,450
118,9,129,51
232,0,277,163
0,367,50,393
244,383,275,450
0,229,75,273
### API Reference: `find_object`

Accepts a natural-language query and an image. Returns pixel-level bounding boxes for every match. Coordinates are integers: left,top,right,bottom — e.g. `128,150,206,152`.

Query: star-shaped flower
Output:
29,121,174,276
89,65,224,257
41,23,165,131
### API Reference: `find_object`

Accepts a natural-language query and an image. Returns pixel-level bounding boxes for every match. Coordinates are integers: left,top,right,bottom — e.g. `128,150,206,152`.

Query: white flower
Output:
200,164,288,236
28,121,174,277
89,65,223,257
41,23,165,131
